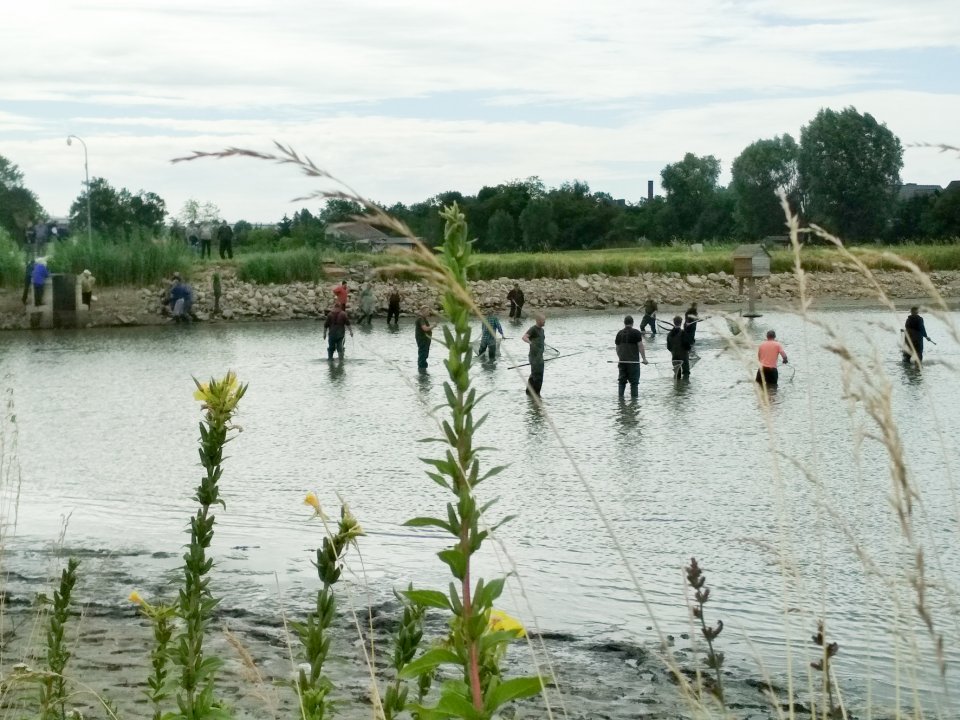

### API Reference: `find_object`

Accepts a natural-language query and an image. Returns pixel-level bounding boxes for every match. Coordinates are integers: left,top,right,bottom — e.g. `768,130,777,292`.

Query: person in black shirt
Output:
667,315,693,379
614,315,648,398
639,298,658,335
507,283,525,319
903,306,931,363
415,307,433,369
683,302,699,345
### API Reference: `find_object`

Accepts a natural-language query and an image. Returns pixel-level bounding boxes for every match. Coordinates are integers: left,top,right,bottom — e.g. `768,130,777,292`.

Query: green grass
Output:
235,248,328,284
48,237,195,287
0,229,24,287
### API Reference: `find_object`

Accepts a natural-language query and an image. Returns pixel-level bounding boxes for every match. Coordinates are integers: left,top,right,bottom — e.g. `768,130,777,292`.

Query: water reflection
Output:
614,397,640,436
326,358,345,384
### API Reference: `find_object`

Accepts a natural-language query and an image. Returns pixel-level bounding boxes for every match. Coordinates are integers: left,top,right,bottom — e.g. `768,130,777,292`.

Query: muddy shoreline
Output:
2,268,958,332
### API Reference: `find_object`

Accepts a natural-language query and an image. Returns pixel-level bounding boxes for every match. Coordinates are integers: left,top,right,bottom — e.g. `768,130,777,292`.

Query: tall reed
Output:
49,237,194,286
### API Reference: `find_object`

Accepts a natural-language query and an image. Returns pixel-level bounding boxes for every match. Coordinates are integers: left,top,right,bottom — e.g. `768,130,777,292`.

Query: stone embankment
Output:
1,269,958,330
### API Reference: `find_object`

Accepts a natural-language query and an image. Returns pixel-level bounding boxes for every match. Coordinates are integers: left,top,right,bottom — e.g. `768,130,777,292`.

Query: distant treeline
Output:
1,106,958,254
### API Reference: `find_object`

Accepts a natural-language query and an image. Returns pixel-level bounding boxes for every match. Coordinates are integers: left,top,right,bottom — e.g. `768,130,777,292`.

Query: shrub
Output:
48,237,194,286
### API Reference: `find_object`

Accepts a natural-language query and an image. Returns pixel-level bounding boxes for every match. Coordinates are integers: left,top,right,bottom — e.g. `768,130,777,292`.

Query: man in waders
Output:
683,302,699,346
756,329,788,386
615,315,648,398
522,313,546,397
415,307,433,369
386,285,401,325
903,306,931,363
324,302,353,360
507,283,525,319
477,310,505,361
639,298,658,334
666,315,693,379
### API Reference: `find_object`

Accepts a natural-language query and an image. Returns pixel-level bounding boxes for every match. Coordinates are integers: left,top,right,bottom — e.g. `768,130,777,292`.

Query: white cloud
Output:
2,1,959,221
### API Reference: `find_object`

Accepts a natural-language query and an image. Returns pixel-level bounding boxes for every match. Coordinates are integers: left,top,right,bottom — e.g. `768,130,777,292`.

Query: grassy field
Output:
3,241,959,287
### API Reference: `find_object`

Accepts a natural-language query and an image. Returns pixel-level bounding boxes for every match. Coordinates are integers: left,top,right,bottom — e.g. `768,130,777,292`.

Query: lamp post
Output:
66,135,92,244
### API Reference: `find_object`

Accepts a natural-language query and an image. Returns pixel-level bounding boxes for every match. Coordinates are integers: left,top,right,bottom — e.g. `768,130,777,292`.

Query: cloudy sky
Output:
3,0,960,223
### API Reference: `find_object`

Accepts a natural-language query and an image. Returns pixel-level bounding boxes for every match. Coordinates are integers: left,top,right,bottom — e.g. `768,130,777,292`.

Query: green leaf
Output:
436,690,482,719
404,517,453,533
475,577,505,608
486,676,543,711
438,548,467,580
402,589,451,610
398,647,462,679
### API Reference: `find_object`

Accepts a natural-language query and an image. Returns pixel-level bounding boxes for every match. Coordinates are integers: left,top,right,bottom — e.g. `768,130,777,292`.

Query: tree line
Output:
1,106,957,251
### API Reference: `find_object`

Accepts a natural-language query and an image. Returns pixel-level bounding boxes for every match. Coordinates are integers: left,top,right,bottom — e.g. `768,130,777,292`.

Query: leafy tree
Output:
178,198,220,226
730,135,800,238
519,198,558,251
486,208,515,251
660,153,721,240
69,177,168,240
0,154,44,241
889,192,940,241
318,199,363,226
233,219,253,243
798,106,903,241
277,214,293,238
932,185,960,237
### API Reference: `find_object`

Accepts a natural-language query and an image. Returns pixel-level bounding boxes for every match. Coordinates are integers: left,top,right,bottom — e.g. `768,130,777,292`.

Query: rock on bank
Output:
1,269,957,330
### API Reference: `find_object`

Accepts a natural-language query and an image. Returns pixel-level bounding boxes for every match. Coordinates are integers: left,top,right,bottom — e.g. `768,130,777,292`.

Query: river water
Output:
1,307,958,717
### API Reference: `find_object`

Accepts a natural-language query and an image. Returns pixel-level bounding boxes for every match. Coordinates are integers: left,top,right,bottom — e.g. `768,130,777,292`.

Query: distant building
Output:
898,183,942,201
325,221,417,253
946,180,960,193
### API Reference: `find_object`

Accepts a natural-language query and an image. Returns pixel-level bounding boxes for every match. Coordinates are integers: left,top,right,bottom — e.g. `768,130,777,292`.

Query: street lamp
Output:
66,135,92,244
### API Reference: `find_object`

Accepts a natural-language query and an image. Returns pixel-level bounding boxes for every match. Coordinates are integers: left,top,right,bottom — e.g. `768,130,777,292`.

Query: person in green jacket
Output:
522,313,546,396
357,283,376,325
415,307,433,369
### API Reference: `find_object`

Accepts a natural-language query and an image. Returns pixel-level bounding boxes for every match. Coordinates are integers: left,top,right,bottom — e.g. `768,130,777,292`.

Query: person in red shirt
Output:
332,280,349,309
756,329,788,386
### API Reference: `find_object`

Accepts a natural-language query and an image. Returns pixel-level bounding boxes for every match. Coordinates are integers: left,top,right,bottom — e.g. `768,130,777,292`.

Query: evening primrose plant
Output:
292,492,364,720
171,371,246,720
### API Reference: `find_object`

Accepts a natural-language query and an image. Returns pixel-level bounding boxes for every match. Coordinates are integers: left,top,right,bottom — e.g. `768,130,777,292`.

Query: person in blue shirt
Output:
168,276,194,322
477,311,505,361
31,257,49,306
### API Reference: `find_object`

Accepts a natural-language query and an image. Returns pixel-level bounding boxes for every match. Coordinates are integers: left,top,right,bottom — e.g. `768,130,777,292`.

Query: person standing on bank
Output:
21,257,35,306
217,221,234,259
507,283,525,319
666,315,693,379
80,269,96,309
332,280,349,311
756,330,788,386
615,315,649,398
357,283,376,325
199,223,213,259
386,285,402,325
324,302,353,361
415,307,433,369
31,257,49,306
683,302,699,345
639,298,658,335
477,310,505,361
522,313,546,397
903,306,931,363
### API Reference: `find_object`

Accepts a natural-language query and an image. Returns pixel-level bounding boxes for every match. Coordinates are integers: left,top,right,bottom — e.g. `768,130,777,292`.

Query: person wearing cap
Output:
80,269,96,309
615,315,648,398
756,329,788,386
415,307,433,370
31,257,49,306
477,309,505,361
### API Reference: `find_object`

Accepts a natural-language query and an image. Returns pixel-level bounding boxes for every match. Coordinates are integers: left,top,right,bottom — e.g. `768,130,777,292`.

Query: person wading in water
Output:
903,306,931,364
756,329,788,386
666,315,693,379
522,312,546,397
323,302,353,360
614,315,648,398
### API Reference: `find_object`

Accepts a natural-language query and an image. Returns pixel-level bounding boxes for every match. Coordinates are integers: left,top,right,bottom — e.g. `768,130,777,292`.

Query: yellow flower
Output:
128,590,145,605
193,371,241,408
489,609,526,638
304,492,321,513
